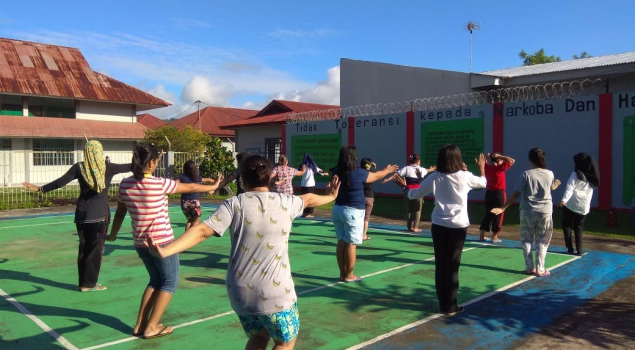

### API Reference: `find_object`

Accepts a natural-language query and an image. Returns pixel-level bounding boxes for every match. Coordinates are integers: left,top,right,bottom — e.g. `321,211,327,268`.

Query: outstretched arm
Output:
147,223,217,258
108,201,128,241
175,174,224,195
491,191,520,215
367,164,399,183
300,175,340,208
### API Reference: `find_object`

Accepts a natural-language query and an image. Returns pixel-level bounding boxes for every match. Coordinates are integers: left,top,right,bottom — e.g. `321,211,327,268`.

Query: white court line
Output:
0,207,196,222
79,243,488,349
0,209,188,230
345,255,582,350
0,287,79,350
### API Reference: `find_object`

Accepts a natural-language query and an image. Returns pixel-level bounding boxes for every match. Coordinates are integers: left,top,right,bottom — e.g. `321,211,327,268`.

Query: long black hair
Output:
183,160,198,181
132,143,159,180
528,148,547,169
336,145,357,186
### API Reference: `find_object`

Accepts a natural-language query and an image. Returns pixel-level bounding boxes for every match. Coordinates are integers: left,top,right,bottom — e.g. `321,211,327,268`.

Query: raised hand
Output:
326,175,341,198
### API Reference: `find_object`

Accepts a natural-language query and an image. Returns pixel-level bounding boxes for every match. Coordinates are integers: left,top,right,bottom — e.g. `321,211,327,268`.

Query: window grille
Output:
264,138,281,164
33,139,75,166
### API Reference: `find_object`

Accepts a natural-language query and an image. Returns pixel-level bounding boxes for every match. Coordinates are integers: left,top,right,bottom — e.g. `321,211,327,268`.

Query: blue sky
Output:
0,0,633,118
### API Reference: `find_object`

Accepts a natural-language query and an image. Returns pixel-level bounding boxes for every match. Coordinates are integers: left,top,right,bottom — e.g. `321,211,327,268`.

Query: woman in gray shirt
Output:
492,148,560,277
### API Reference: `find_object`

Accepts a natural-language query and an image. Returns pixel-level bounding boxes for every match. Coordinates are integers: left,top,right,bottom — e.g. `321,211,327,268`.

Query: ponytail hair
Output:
132,143,159,180
239,155,272,189
528,148,547,169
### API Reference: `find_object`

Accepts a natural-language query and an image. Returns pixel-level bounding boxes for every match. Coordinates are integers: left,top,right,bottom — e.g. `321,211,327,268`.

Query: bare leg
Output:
143,290,174,338
133,287,156,335
479,230,485,241
273,336,297,349
245,327,271,350
336,240,346,280
362,221,369,240
343,243,359,281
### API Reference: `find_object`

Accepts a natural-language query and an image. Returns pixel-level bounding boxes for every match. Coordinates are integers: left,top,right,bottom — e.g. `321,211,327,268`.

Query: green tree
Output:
518,48,561,66
143,125,211,153
199,137,235,178
573,51,592,59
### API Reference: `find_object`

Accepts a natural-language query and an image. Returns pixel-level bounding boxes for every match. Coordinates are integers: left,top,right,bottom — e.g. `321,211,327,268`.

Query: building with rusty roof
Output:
137,113,168,129
220,100,339,163
0,37,169,186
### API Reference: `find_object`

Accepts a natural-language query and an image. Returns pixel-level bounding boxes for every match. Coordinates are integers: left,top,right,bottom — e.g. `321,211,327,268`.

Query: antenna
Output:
464,21,481,73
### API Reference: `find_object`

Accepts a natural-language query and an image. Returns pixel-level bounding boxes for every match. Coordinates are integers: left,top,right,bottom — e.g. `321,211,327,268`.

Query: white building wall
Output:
76,100,136,122
235,125,282,154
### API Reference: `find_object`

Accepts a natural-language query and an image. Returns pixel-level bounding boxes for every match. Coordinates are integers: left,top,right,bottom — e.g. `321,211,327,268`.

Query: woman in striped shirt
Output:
109,143,223,339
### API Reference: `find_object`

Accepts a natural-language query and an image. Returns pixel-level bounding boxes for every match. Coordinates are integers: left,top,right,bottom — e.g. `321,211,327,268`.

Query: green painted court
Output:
0,205,576,350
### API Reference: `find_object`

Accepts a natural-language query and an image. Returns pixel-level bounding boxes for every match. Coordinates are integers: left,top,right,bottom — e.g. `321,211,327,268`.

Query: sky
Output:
0,0,633,119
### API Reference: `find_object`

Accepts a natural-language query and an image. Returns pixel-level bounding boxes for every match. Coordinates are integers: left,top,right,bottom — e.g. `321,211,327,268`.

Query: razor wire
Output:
285,78,603,124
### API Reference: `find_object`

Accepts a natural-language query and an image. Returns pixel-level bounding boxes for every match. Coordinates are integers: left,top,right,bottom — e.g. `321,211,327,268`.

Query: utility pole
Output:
196,100,201,131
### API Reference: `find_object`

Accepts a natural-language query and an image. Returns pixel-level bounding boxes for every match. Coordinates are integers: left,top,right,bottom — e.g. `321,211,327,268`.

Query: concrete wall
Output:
235,125,282,154
76,100,136,122
340,58,471,108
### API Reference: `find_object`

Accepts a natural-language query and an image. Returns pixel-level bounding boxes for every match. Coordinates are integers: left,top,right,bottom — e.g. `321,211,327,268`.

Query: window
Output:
264,138,281,164
1,104,22,116
1,139,11,149
33,139,75,166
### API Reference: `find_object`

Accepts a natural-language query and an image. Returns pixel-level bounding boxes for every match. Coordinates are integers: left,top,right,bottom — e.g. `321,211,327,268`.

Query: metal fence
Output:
0,150,203,208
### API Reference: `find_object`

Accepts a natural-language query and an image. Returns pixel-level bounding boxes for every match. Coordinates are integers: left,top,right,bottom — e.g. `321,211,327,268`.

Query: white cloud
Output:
267,28,340,39
180,76,234,106
146,84,177,105
270,65,340,105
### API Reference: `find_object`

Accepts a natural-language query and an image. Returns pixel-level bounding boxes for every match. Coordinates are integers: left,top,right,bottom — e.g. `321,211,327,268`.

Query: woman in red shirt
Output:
479,152,515,242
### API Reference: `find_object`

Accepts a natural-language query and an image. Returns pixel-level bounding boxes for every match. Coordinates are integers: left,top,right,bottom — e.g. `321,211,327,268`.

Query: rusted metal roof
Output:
169,106,256,137
481,51,635,78
0,115,148,140
0,37,170,108
221,100,339,129
137,113,167,129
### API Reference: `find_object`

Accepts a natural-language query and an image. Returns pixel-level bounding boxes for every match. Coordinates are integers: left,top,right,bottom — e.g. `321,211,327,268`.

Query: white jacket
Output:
561,172,594,215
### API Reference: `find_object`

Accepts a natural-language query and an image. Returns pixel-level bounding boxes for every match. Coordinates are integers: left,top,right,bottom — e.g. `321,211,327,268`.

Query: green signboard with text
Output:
421,118,484,173
291,133,341,182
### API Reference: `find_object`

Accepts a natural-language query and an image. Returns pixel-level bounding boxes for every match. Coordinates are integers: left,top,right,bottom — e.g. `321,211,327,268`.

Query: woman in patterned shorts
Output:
147,154,341,349
178,160,216,231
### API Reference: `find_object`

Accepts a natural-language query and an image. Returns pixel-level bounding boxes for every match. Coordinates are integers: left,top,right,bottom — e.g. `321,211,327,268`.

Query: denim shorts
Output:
238,303,300,343
332,205,365,245
136,246,179,294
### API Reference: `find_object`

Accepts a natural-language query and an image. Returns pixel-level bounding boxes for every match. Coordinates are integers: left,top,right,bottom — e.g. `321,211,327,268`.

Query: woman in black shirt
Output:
23,140,131,292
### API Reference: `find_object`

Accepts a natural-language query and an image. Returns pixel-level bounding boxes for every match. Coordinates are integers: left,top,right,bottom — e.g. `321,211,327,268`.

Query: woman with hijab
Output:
299,153,329,218
558,153,600,256
22,140,131,292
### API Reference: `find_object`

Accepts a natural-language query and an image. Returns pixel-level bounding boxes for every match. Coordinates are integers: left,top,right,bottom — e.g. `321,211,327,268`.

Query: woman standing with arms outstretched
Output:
109,143,222,339
492,148,561,277
394,145,486,315
396,154,436,232
23,140,130,292
332,145,398,282
299,153,329,218
272,155,306,195
177,160,216,231
558,152,599,256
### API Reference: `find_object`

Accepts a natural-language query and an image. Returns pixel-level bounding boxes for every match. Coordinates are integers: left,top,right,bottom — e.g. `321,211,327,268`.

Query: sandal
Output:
535,270,551,277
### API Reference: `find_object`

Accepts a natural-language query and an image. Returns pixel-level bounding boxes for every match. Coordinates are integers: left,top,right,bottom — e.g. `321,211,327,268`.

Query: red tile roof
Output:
221,100,339,129
168,106,256,137
137,113,167,129
0,37,170,109
0,115,147,140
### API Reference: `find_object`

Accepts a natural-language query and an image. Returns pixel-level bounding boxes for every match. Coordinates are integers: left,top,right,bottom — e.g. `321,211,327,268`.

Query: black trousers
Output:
75,221,108,288
562,206,586,254
431,224,467,313
301,186,315,215
479,190,506,233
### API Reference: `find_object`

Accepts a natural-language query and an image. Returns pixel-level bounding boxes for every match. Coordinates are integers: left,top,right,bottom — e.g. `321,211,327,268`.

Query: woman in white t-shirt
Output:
299,153,329,218
394,145,486,315
395,154,436,232
558,152,599,256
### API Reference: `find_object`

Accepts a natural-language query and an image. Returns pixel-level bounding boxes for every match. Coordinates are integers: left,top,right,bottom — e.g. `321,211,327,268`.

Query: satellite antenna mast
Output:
465,21,481,73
